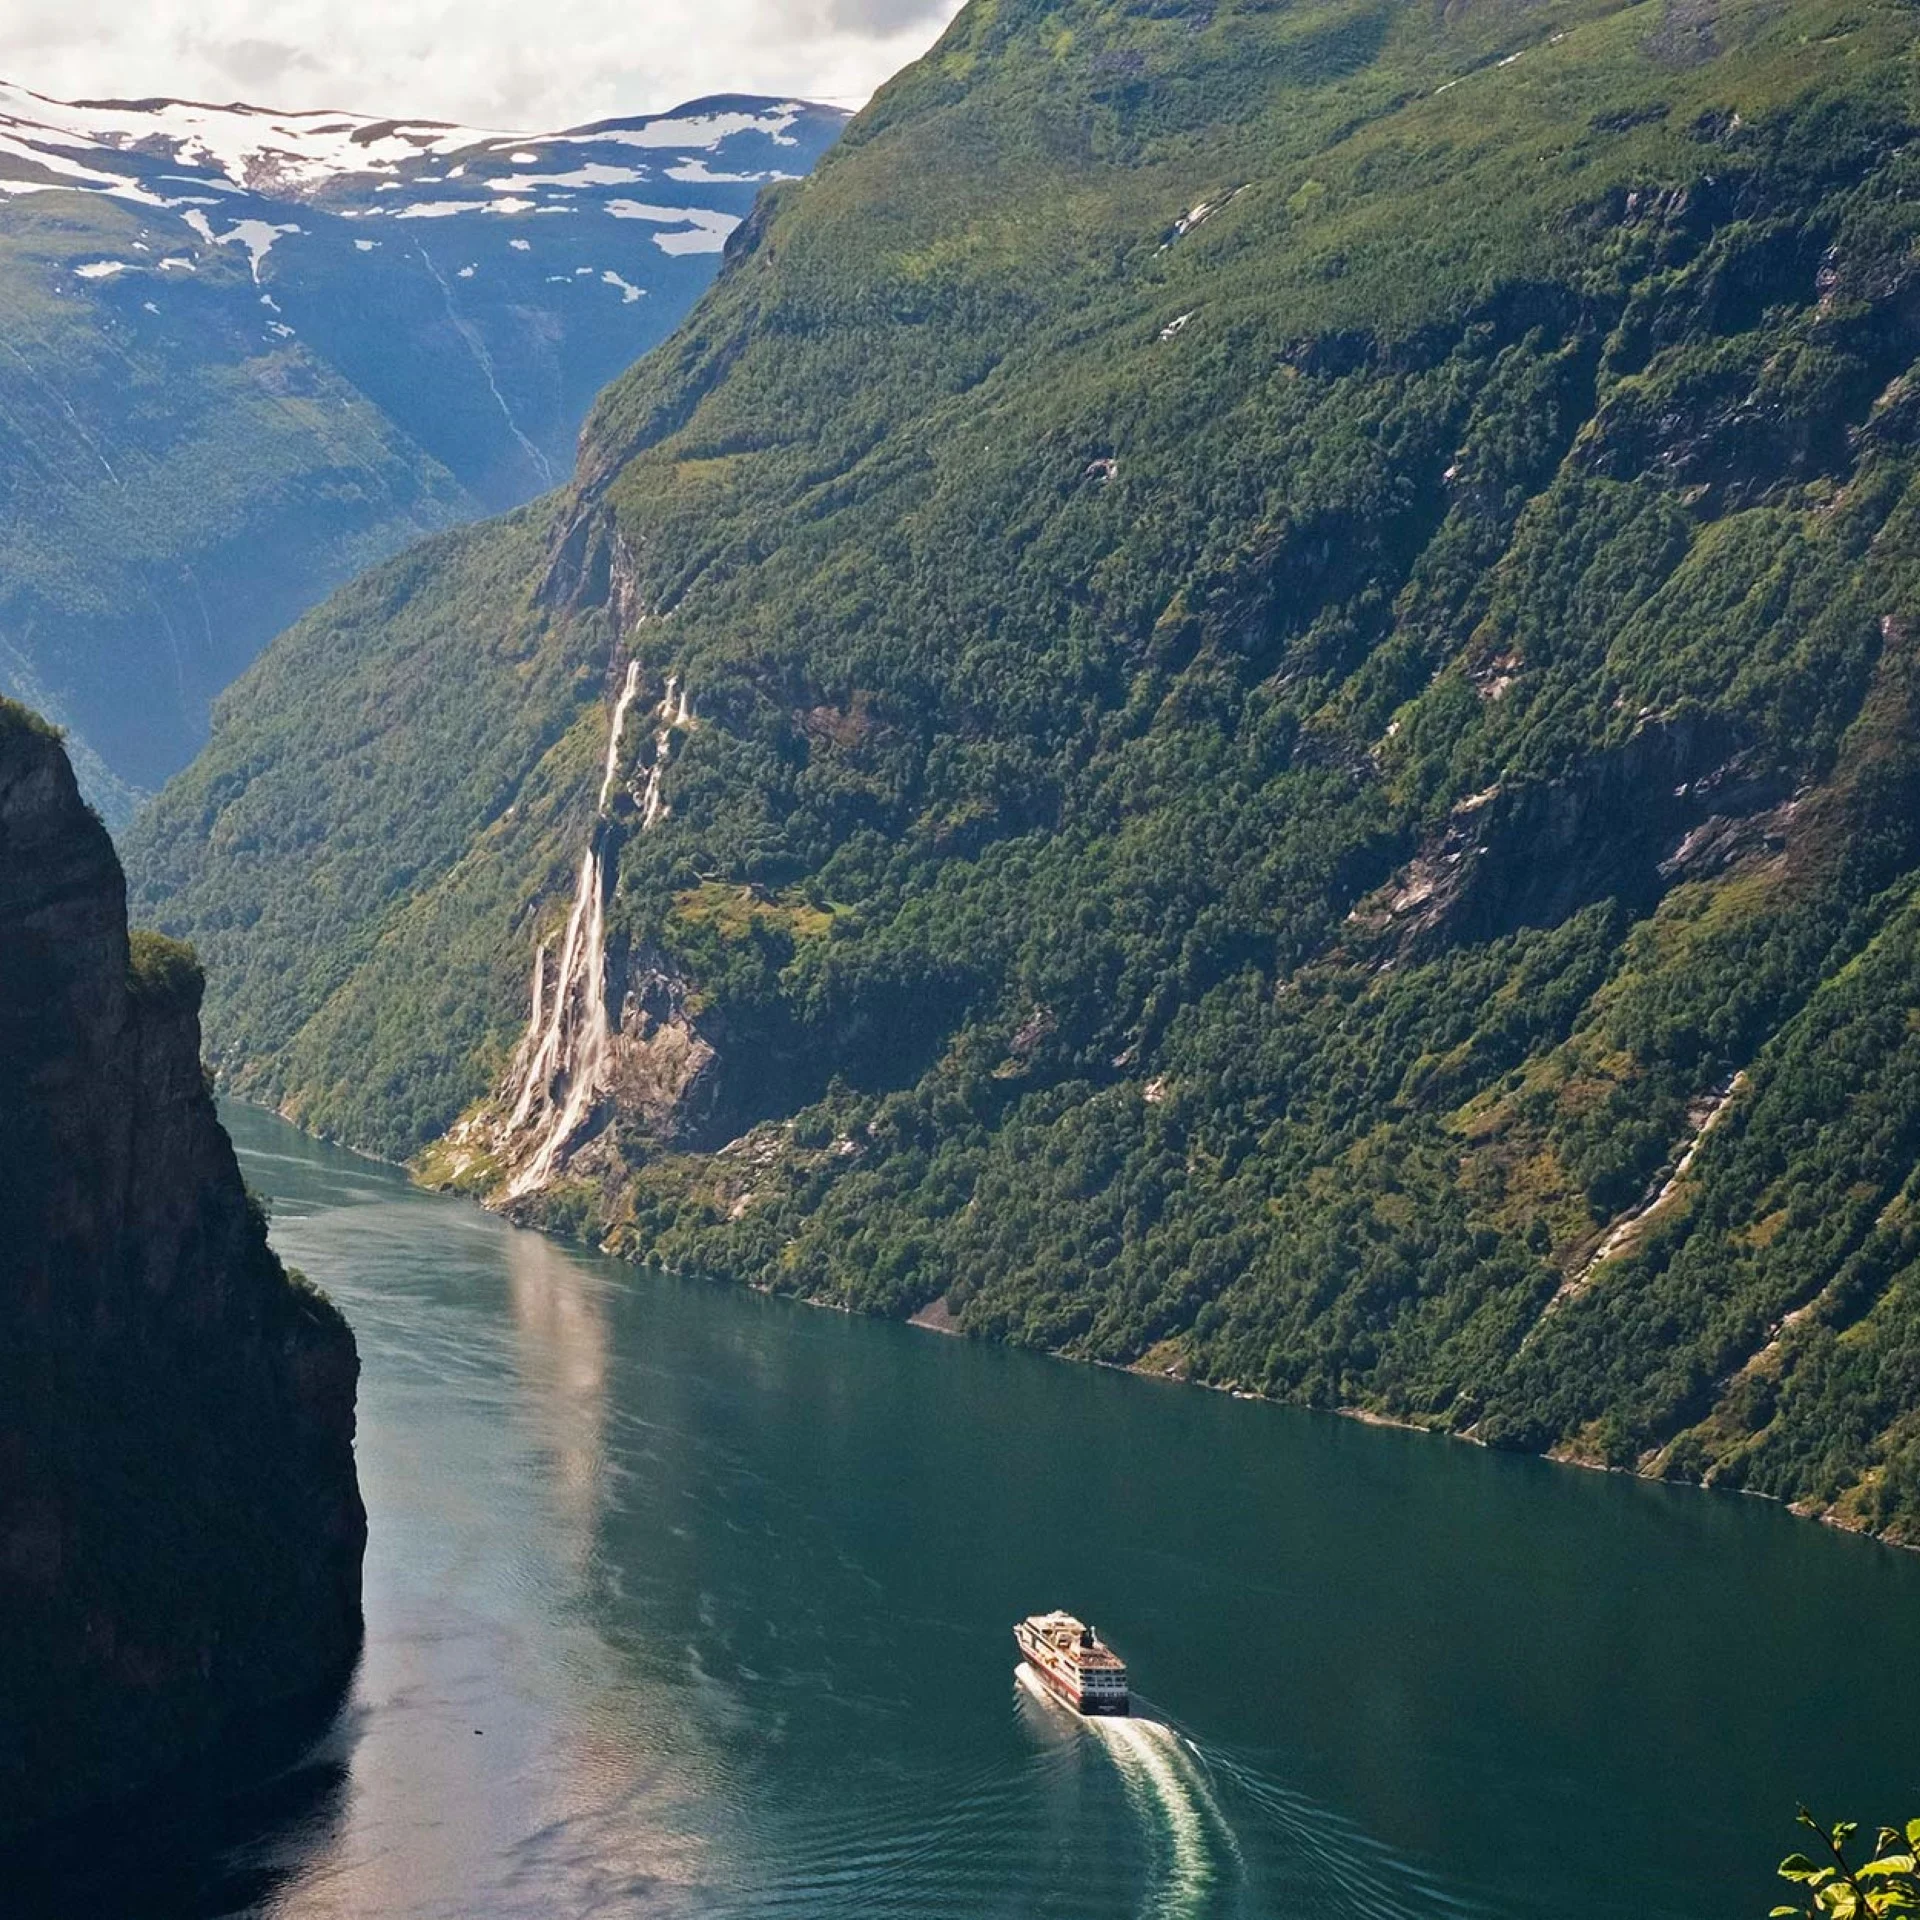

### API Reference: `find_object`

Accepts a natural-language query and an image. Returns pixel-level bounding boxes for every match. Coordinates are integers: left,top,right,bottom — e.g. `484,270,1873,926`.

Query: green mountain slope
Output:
130,0,1920,1537
0,191,473,821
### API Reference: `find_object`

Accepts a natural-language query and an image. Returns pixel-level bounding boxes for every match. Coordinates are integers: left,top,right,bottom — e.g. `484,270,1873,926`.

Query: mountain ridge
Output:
129,0,1920,1539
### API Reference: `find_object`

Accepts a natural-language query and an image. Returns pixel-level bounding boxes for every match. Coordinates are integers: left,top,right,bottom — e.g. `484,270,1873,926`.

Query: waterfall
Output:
498,664,688,1199
599,659,646,810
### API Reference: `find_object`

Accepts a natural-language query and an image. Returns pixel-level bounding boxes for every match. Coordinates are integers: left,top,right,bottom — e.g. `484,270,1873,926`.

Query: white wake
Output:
1016,1663,1231,1917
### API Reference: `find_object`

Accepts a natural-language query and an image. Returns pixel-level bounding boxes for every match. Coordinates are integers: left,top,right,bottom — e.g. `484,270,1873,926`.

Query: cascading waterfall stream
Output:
599,661,648,810
499,663,686,1199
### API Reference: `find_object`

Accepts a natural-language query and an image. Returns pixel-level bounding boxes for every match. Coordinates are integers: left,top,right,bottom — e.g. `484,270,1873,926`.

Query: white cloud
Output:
0,0,967,129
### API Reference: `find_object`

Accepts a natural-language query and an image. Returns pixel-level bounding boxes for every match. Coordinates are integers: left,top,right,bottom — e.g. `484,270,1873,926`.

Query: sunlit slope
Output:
131,0,1920,1534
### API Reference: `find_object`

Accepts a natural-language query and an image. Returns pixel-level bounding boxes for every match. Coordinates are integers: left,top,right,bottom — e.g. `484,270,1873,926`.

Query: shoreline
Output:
229,1094,1914,1561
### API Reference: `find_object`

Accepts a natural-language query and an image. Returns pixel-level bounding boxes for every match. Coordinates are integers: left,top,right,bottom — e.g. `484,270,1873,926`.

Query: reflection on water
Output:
505,1225,611,1562
5,1744,352,1920
19,1102,1920,1920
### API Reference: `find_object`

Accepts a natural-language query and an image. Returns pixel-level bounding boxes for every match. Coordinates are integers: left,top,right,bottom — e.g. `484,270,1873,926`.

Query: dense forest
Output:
129,0,1920,1537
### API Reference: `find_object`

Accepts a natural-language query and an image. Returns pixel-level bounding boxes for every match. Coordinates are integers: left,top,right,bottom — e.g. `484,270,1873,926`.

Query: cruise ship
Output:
1015,1610,1130,1715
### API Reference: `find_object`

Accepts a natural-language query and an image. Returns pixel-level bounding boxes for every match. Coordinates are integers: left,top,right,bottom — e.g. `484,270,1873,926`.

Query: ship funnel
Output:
1081,1625,1094,1647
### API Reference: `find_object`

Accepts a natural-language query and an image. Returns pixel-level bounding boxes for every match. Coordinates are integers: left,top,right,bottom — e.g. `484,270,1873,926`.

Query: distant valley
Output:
0,83,846,812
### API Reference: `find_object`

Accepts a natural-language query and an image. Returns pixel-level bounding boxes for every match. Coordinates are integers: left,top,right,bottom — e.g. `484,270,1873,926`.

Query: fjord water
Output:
47,1104,1920,1919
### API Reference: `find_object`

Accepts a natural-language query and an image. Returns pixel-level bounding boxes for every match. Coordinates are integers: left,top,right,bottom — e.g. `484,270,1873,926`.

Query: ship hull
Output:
1017,1639,1130,1717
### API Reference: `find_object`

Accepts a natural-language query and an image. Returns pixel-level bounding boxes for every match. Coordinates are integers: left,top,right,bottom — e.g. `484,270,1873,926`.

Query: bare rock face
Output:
1355,716,1796,949
0,705,365,1841
604,939,725,1144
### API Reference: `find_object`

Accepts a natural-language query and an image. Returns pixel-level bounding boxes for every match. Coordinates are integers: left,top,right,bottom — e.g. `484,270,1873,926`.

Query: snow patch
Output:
0,85,838,232
183,210,300,280
603,199,740,253
0,127,169,206
665,158,782,184
74,259,133,279
554,104,804,151
386,194,545,218
485,162,646,189
0,83,516,197
601,268,644,302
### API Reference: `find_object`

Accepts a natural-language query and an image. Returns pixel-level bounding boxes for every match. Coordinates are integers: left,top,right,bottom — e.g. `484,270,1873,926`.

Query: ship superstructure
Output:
1015,1610,1130,1715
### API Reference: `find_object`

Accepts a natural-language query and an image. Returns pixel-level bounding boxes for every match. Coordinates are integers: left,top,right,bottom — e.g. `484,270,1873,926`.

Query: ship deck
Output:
1018,1618,1126,1671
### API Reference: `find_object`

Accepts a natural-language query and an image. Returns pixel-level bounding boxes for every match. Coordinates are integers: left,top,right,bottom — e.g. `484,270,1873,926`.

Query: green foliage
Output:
0,695,59,743
132,0,1920,1537
1775,1811,1920,1920
123,508,591,1148
126,928,204,1015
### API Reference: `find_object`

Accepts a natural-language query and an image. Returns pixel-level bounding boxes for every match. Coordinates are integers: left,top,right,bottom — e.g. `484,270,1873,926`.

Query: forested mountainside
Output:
0,700,363,1839
130,0,1920,1538
0,89,844,812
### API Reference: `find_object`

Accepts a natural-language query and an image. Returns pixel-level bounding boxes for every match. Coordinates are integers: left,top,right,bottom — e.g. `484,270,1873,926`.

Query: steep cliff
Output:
128,0,1920,1539
0,701,364,1840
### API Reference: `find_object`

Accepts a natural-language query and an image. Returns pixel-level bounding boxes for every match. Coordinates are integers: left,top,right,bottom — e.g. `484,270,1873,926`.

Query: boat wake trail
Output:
1017,1663,1236,1918
1194,1744,1482,1920
1094,1713,1232,1919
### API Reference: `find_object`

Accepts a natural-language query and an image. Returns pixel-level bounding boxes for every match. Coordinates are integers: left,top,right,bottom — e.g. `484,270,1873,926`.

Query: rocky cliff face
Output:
428,665,724,1205
0,703,364,1840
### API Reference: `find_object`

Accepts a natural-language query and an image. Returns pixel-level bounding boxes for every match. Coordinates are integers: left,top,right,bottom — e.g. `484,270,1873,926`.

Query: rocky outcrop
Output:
0,704,364,1841
1355,718,1796,949
602,939,725,1144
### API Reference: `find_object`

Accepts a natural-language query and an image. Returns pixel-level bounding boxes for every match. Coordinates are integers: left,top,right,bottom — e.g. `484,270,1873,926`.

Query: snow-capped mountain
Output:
0,84,836,248
0,86,847,810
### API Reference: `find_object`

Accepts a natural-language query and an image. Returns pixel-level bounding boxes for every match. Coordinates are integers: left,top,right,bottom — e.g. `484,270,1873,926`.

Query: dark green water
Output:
47,1104,1920,1917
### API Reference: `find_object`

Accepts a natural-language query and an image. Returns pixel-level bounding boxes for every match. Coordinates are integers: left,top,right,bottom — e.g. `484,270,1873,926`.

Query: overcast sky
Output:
0,0,967,129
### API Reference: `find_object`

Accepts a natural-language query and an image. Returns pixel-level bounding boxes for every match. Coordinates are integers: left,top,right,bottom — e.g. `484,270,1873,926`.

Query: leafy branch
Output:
1774,1810,1920,1920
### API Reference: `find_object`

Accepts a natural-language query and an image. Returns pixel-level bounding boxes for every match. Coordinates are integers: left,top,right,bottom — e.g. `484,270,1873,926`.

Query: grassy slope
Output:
131,0,1920,1535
